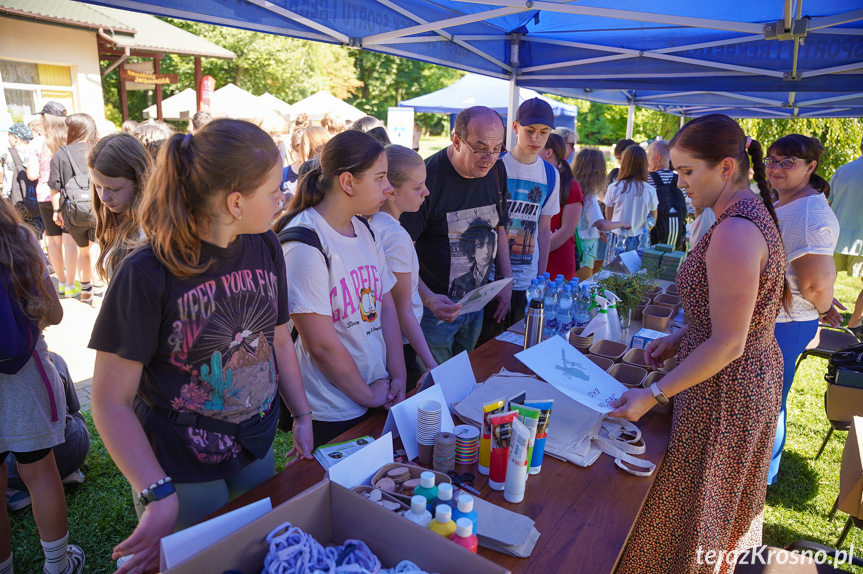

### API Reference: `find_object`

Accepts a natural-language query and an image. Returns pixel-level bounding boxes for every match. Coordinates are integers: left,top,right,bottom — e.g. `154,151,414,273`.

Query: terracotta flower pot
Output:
608,363,648,388
588,339,627,363
653,294,680,317
632,296,653,321
642,305,673,331
586,354,614,372
622,347,652,371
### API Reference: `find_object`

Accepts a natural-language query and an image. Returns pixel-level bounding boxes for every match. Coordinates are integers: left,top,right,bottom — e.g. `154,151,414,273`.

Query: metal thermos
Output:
524,299,544,350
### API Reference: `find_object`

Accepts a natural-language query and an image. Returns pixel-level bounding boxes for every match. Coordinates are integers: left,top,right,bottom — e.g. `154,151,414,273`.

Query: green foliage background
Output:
100,19,861,174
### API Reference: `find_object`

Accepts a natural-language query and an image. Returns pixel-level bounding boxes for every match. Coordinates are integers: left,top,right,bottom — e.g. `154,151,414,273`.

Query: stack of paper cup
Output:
454,424,480,465
568,327,594,354
417,400,442,466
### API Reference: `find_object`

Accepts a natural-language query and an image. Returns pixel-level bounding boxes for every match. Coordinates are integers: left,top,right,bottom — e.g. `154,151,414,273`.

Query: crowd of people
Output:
1,96,862,574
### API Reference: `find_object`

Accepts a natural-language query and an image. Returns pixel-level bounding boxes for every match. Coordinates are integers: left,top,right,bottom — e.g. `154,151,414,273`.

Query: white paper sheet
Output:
430,350,477,411
437,278,513,324
381,385,455,461
515,335,628,413
160,497,272,571
328,432,394,489
495,331,525,347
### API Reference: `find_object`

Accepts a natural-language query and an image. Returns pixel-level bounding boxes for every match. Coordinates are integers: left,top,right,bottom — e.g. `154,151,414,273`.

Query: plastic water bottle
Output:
556,285,574,335
646,214,656,229
638,228,651,254
525,279,541,317
576,284,591,327
542,280,558,337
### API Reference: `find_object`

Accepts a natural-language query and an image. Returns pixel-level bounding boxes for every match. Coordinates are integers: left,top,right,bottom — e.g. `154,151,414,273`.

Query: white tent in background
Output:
142,88,196,121
142,83,261,121
258,93,293,116
208,84,261,120
289,90,366,122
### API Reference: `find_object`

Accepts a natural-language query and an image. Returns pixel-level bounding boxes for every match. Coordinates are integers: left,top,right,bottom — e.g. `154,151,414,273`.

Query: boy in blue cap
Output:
478,97,560,343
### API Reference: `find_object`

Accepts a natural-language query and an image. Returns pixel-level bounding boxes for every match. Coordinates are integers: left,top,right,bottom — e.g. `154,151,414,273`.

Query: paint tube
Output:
504,418,530,503
524,399,553,475
509,402,540,478
488,410,518,491
478,398,505,476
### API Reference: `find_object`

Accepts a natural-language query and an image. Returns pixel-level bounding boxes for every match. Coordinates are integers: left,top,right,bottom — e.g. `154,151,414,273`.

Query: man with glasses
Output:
401,106,514,364
829,137,863,337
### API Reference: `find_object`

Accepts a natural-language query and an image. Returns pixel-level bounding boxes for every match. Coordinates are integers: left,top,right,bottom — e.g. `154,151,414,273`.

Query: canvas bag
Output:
453,370,655,476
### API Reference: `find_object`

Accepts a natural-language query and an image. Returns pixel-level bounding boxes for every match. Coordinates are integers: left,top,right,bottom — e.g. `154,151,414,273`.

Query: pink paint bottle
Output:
449,518,478,553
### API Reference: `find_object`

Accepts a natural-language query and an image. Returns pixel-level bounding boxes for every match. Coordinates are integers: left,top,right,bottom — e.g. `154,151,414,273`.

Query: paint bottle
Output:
449,518,479,553
428,504,457,538
452,494,478,535
488,410,518,491
479,398,505,476
430,482,457,512
404,495,432,528
504,418,530,503
413,471,438,510
524,399,554,474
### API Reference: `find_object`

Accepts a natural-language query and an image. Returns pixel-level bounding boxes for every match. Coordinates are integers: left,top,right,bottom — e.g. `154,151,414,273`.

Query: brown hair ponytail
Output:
140,119,280,279
274,130,385,233
746,139,780,229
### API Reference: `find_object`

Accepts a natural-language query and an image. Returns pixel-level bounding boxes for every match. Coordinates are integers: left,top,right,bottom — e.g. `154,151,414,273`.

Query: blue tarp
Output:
399,73,577,128
78,0,863,118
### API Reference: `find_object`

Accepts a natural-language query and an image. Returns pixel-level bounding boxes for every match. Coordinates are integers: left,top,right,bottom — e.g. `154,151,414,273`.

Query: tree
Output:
350,51,463,132
101,19,361,123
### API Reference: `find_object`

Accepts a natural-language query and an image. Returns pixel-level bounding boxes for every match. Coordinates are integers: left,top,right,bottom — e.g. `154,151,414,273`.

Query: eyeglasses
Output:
765,157,804,170
566,141,575,146
457,134,506,157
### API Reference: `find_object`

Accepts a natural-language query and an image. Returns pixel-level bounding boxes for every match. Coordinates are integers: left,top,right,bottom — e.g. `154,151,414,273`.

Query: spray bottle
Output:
603,290,622,343
590,295,611,342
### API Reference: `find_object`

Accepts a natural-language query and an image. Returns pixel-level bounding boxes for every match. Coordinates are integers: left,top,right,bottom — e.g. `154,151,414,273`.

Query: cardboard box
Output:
630,327,668,350
839,416,863,519
164,479,509,574
825,383,863,423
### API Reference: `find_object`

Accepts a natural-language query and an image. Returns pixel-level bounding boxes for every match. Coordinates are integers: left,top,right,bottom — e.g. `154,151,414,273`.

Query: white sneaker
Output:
61,469,85,485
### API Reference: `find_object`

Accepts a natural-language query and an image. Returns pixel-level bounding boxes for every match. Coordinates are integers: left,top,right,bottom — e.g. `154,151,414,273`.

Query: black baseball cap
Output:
516,97,554,128
37,101,67,116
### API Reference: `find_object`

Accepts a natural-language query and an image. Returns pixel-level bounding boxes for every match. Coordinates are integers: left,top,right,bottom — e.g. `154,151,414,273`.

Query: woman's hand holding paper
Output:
608,387,655,422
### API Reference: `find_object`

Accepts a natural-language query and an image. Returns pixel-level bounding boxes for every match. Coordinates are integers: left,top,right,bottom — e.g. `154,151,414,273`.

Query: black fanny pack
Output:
134,395,279,459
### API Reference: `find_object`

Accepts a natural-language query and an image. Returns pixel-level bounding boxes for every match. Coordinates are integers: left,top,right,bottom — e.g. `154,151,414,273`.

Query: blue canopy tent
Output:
76,0,863,146
399,73,578,131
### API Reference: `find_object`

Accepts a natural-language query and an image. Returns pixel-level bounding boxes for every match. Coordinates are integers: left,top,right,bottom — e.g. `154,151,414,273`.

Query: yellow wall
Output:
0,18,106,124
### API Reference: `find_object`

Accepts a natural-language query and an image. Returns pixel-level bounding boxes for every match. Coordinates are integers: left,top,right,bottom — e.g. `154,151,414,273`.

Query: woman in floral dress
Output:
610,113,786,574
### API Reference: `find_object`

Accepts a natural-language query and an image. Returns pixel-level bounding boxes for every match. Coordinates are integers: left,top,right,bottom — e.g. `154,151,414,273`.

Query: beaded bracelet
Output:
291,410,313,419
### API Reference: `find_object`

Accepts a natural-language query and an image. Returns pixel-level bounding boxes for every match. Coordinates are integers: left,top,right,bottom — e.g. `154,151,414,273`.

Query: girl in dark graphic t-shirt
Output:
89,120,314,572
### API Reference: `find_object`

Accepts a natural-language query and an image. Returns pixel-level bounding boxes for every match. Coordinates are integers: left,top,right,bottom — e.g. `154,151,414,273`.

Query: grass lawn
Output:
9,274,863,572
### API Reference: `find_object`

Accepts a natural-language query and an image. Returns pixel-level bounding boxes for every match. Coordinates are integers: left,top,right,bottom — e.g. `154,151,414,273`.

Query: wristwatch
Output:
650,382,669,406
136,477,176,507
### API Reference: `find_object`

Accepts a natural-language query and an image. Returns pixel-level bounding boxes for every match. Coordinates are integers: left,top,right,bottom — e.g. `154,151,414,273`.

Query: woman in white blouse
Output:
767,134,840,485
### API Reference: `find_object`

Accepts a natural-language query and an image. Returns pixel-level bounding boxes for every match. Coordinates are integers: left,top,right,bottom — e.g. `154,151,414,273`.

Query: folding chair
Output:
803,326,861,461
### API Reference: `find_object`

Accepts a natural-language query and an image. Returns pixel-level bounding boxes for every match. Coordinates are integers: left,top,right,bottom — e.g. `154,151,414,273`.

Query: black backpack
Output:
826,342,863,388
649,171,687,251
8,148,39,218
59,146,95,228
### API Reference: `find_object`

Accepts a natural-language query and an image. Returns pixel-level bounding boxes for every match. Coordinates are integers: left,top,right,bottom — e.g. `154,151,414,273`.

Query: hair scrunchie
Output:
745,136,752,150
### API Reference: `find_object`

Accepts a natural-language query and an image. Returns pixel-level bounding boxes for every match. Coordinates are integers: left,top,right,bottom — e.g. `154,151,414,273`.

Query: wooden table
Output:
222,338,673,574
